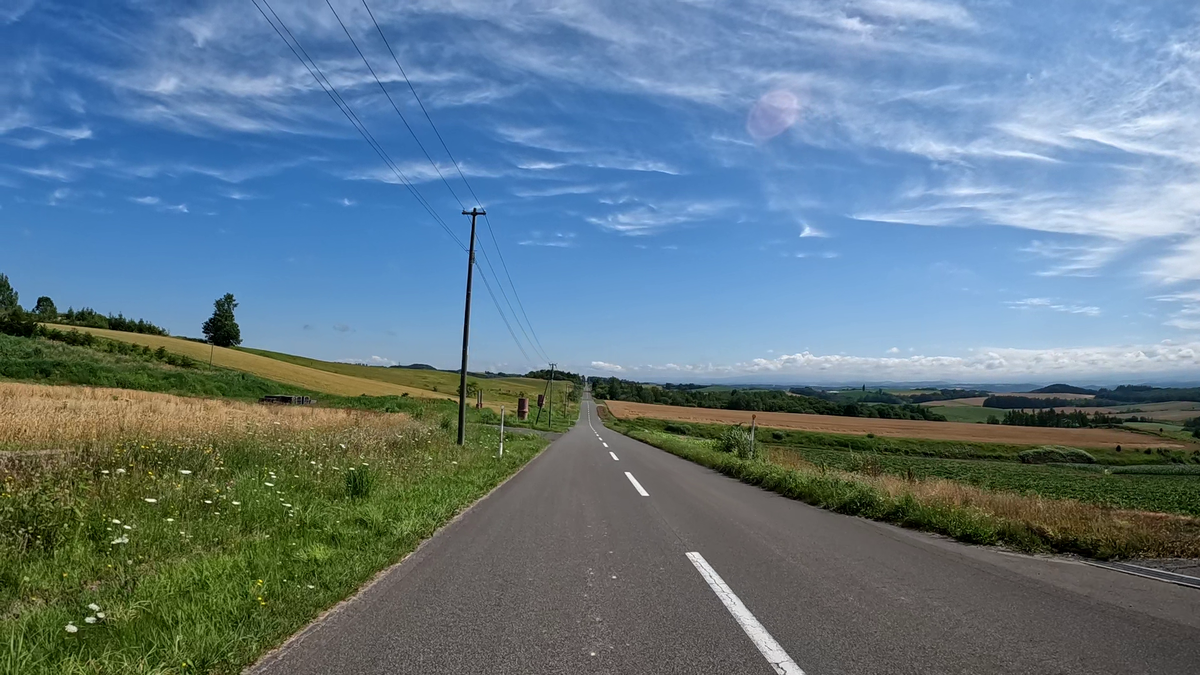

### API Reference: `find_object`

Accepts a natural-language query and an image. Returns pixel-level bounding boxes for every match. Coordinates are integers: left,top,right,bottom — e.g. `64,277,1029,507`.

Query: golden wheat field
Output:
0,382,404,450
604,400,1185,449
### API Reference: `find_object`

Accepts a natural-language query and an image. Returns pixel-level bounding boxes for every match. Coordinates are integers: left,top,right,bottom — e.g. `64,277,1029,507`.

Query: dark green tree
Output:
202,293,242,347
0,273,18,314
33,296,57,320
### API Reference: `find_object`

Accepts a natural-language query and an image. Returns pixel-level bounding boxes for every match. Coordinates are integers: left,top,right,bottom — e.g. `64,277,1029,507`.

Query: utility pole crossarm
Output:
457,207,486,446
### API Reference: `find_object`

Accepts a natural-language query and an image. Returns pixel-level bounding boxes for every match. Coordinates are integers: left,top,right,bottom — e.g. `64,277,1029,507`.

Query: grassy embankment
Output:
603,414,1200,559
6,328,578,431
0,382,548,674
49,328,578,433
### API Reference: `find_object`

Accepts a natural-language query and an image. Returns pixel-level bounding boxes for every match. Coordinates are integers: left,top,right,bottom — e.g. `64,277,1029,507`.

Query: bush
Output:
771,431,785,441
664,423,690,435
0,308,37,338
713,425,760,460
1018,446,1096,464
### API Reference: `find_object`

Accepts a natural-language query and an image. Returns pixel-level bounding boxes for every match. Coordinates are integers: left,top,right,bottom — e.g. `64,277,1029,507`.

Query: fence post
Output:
499,406,504,458
750,414,756,458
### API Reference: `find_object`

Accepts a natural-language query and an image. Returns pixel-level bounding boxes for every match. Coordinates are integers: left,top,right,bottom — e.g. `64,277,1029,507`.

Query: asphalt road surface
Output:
252,393,1200,674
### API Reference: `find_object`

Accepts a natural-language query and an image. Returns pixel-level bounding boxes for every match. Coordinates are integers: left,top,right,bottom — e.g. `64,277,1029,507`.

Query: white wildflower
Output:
96,612,105,619
111,535,129,545
84,616,97,624
339,443,347,449
179,470,192,475
166,518,174,522
115,468,126,474
231,501,241,506
88,603,100,612
101,470,110,474
111,519,120,524
123,525,131,530
282,503,292,508
65,623,78,633
143,498,157,503
264,482,274,487
203,500,213,504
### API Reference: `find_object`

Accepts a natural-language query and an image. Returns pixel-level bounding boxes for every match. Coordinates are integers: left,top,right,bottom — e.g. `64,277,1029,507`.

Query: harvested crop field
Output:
603,401,1187,449
0,382,399,451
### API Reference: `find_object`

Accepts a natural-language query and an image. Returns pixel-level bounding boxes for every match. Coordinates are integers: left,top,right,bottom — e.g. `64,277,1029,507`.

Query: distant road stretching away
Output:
252,393,1200,674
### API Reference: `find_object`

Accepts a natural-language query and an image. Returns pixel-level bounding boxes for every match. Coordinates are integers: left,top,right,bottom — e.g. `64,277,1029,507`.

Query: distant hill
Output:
390,363,438,370
1032,384,1096,395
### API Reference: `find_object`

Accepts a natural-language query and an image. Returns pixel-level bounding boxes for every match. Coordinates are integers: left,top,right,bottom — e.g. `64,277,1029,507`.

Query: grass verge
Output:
608,421,1200,560
1,386,546,674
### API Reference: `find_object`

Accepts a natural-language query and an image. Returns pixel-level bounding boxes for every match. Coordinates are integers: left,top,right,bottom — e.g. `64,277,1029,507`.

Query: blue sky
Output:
3,0,1200,384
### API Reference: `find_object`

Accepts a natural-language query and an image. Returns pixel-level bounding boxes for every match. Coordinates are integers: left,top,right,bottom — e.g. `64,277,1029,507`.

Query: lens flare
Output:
747,89,800,141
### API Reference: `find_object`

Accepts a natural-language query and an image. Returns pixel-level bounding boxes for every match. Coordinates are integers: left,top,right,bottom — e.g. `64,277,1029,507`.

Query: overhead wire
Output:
358,0,552,364
474,262,534,367
251,0,466,250
323,0,545,364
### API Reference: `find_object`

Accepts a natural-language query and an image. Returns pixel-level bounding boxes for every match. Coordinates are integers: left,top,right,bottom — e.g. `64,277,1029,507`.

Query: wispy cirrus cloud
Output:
1005,298,1101,317
519,231,576,248
586,200,731,236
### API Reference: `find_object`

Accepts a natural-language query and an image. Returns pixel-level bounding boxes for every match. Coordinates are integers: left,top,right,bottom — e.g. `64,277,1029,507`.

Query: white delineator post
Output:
750,414,756,458
499,406,505,457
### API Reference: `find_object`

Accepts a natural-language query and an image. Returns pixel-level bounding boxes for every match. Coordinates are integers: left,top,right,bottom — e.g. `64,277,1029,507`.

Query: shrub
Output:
344,465,374,499
1018,446,1096,464
866,433,876,439
664,423,690,435
713,425,760,460
771,431,785,441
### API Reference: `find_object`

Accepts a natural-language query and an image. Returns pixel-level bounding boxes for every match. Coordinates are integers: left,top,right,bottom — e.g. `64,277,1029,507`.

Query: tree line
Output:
590,377,947,421
997,408,1120,428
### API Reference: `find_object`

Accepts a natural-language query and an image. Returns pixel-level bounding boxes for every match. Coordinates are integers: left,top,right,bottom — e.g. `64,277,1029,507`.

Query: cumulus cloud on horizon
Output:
587,340,1200,383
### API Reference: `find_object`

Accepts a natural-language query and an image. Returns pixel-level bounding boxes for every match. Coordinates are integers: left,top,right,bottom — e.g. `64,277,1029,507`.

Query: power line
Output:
324,0,467,210
475,261,533,367
359,0,552,364
251,0,465,250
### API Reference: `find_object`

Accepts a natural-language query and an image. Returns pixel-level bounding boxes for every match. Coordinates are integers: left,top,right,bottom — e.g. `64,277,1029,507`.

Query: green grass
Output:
771,444,1200,516
0,333,306,401
934,406,1007,424
0,333,547,431
1,417,547,674
1123,422,1198,442
611,425,1199,559
627,417,1193,466
622,418,1200,515
606,421,1200,559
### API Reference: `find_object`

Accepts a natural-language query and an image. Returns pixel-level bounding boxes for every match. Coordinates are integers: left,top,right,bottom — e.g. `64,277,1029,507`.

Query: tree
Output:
33,296,57,320
0,273,17,315
202,293,242,347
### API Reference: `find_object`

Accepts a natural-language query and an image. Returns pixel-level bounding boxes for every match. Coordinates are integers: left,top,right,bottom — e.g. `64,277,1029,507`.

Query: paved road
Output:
252,394,1200,674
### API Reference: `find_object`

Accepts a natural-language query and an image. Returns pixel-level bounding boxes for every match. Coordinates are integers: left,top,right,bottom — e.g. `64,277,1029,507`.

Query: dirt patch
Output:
604,400,1185,449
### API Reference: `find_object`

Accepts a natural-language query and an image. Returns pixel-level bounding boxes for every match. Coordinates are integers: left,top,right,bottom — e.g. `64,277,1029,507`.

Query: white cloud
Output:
131,196,160,205
519,231,576,247
337,356,397,367
339,198,355,207
1005,298,1101,317
799,223,827,238
587,200,730,236
886,347,900,354
590,340,1200,382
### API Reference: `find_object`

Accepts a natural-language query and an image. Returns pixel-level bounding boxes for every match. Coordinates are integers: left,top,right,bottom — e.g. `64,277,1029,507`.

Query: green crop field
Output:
935,406,1006,423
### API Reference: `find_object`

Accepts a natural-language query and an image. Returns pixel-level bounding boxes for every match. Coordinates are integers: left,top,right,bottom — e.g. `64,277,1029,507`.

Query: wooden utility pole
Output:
457,207,485,446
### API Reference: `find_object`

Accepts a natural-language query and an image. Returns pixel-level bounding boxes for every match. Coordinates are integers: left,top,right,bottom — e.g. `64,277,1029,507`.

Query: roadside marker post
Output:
750,414,756,458
499,406,504,458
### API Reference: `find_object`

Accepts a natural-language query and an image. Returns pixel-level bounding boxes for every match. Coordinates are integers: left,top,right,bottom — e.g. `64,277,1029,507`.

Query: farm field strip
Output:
57,327,445,400
603,400,1187,449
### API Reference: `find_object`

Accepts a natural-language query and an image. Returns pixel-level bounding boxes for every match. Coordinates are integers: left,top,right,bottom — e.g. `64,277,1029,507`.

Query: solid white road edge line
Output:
685,552,804,675
624,471,649,496
609,451,619,461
